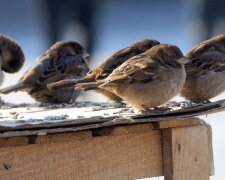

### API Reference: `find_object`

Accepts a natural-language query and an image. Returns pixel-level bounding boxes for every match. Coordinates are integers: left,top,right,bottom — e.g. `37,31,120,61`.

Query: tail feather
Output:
0,83,30,94
48,79,78,91
75,82,101,91
48,77,93,91
98,81,119,93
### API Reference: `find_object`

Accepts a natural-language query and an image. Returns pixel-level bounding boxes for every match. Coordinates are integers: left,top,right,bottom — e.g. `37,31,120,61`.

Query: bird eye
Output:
76,49,81,53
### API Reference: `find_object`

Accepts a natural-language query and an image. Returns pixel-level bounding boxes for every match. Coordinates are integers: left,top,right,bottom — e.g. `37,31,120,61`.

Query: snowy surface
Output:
0,102,135,128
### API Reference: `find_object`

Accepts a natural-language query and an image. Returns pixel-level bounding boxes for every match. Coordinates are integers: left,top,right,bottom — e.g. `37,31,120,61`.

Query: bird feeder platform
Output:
0,100,224,180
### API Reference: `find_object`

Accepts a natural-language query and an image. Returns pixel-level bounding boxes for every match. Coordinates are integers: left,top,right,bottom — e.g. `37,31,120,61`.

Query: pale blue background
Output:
0,1,224,179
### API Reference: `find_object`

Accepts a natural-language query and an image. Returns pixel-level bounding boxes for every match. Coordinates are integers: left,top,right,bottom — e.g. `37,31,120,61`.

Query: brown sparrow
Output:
181,34,225,103
0,34,25,86
0,41,89,103
48,39,160,102
98,44,190,110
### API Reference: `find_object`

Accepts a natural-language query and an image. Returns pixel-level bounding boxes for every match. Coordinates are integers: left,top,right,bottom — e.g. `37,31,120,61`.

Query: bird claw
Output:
180,100,196,108
165,101,181,108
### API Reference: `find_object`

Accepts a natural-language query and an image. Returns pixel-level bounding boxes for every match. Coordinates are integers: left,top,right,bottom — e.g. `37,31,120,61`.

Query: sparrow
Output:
97,44,190,110
0,34,25,86
0,41,90,103
181,34,225,103
48,39,160,102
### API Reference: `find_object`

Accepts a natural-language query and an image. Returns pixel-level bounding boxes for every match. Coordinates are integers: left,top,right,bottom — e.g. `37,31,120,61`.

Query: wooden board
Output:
0,128,163,180
1,99,225,137
162,125,211,180
153,118,201,129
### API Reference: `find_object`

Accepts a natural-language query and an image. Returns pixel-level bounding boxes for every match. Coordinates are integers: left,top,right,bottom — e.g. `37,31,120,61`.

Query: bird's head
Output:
50,41,90,64
148,44,191,67
0,34,25,73
187,34,225,57
132,39,160,52
208,34,225,53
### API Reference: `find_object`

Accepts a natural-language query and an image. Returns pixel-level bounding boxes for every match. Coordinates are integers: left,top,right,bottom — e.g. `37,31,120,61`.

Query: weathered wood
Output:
0,137,29,147
0,120,214,180
162,125,211,180
153,118,201,129
0,99,225,138
92,123,154,136
0,128,163,180
206,122,215,175
35,131,92,144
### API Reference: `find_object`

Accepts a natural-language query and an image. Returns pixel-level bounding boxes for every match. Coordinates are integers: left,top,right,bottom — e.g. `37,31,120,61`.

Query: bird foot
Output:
116,101,127,108
180,101,197,108
164,101,181,108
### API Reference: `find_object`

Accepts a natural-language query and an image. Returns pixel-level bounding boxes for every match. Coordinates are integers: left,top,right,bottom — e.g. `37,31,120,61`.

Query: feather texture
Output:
181,34,225,102
0,41,89,103
48,39,160,102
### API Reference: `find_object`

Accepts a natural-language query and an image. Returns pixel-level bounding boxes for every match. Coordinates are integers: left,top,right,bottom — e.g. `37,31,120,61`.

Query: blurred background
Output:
0,0,225,179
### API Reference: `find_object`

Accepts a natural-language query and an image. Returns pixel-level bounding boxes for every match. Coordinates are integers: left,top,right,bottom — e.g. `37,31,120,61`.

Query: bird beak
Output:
176,56,191,65
84,53,90,60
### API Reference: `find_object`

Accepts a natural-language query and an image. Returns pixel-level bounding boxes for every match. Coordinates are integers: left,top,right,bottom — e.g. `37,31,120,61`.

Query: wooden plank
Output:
153,118,201,129
0,137,29,147
206,122,215,175
133,99,225,120
0,116,117,132
0,129,163,180
92,123,154,136
1,99,225,137
162,125,210,180
35,131,92,144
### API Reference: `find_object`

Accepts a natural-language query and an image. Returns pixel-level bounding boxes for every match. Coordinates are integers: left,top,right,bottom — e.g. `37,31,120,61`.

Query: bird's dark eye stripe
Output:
202,64,211,70
191,58,201,64
196,62,202,67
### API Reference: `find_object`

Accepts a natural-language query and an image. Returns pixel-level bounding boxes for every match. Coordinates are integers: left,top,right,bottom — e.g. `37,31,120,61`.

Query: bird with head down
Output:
0,41,90,103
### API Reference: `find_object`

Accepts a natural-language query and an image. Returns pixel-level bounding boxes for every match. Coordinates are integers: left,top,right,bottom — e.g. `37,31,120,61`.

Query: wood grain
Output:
0,129,163,180
0,137,28,147
162,125,211,180
1,99,225,138
153,118,201,129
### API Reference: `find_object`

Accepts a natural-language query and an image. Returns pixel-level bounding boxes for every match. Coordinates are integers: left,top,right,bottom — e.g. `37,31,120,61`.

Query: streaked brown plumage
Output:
181,34,225,103
0,41,89,103
98,44,190,110
48,39,160,102
0,34,25,85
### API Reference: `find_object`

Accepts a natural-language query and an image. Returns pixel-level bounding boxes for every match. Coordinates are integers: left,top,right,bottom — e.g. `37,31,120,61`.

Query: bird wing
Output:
185,50,225,77
90,44,150,81
88,47,136,80
37,54,87,85
103,55,161,85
